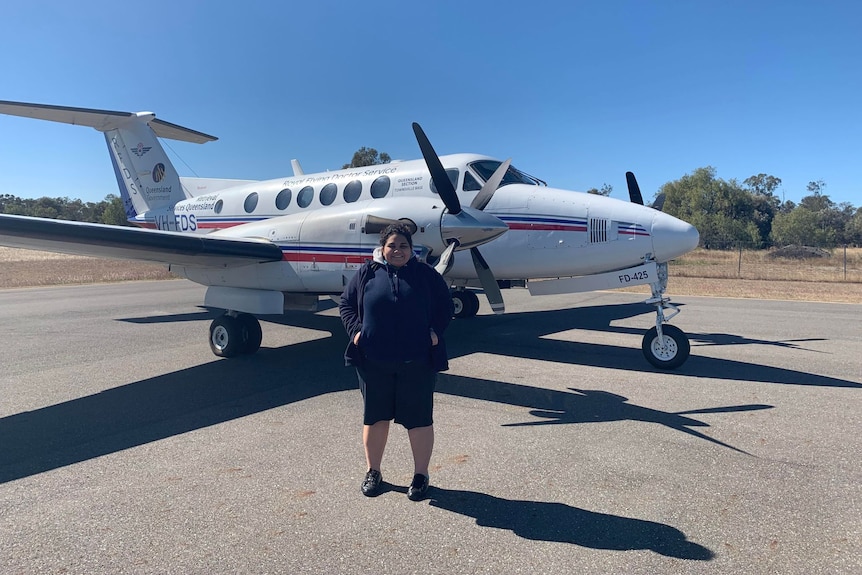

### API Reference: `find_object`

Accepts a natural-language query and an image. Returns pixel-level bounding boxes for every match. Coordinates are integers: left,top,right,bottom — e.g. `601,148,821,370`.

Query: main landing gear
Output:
451,289,480,319
209,312,263,357
641,263,690,369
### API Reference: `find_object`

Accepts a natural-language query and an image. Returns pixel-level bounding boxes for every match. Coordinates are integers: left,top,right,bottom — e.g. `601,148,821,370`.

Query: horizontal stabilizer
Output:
0,214,283,268
0,100,217,143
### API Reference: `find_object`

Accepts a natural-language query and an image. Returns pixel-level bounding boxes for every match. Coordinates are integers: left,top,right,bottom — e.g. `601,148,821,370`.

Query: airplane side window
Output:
276,188,292,210
370,176,390,198
244,192,259,213
297,186,315,208
344,180,362,203
463,172,481,192
214,199,223,214
430,169,459,195
320,183,337,206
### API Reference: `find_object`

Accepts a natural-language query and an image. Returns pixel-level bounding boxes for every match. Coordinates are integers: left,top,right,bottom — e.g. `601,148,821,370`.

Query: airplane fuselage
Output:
143,154,696,293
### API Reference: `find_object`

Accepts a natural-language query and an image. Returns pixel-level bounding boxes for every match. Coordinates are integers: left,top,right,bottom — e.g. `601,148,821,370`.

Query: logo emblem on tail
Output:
152,163,166,183
131,142,152,157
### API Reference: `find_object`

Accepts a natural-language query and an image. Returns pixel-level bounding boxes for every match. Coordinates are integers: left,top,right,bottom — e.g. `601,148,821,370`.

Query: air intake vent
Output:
590,218,608,243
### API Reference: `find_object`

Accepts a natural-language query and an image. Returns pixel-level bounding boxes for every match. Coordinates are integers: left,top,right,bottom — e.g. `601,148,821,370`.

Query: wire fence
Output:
670,245,862,284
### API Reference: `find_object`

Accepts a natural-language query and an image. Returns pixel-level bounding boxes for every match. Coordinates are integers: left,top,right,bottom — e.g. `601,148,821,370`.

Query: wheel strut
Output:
641,262,690,369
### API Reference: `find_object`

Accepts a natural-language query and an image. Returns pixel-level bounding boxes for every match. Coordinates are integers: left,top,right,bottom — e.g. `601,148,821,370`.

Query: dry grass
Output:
619,276,862,304
0,247,175,288
671,247,862,283
618,247,862,304
1,246,860,303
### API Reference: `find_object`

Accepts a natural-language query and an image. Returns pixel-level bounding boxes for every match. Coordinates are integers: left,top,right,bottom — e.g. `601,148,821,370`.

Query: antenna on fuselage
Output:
291,159,304,176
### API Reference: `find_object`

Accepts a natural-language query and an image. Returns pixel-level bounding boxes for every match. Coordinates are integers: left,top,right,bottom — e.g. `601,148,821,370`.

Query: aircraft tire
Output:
452,290,480,319
237,313,263,355
209,315,244,358
642,324,690,369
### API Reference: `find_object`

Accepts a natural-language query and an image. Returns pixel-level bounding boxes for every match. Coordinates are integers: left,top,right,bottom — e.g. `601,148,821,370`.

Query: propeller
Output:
470,159,511,211
470,248,504,314
433,240,457,276
412,123,462,215
625,171,644,205
412,122,507,314
364,215,418,236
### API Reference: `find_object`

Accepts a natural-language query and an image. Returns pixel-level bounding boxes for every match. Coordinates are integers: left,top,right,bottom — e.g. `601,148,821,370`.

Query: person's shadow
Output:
430,487,714,560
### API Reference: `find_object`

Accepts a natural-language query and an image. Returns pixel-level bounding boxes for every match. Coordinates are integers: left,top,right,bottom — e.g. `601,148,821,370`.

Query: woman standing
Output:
339,224,453,501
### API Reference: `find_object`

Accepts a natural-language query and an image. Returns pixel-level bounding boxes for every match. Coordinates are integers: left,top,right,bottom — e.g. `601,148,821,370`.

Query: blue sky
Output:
1,0,859,209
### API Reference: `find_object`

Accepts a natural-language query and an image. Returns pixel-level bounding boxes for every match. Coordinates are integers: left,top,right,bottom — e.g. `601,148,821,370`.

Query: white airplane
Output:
0,100,699,368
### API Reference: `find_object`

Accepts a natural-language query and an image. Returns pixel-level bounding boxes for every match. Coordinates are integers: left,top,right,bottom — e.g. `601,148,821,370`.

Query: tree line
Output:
655,167,861,249
2,163,859,250
0,194,130,226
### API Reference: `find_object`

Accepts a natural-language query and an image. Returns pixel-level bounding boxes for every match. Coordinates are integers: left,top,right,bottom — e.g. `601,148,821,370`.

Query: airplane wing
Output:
0,214,283,268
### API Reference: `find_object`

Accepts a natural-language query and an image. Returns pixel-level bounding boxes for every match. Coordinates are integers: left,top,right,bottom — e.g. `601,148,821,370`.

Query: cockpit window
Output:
430,168,459,195
469,160,545,187
463,172,481,192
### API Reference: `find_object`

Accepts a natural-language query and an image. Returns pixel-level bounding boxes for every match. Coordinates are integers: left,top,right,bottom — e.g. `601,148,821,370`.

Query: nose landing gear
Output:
642,262,690,369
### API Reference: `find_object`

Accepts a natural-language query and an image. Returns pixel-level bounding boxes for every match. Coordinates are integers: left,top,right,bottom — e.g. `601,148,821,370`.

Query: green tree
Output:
785,182,852,246
743,174,782,248
846,207,862,246
659,167,760,249
586,183,613,196
342,147,391,169
743,173,782,197
100,194,131,226
800,180,832,211
771,207,835,247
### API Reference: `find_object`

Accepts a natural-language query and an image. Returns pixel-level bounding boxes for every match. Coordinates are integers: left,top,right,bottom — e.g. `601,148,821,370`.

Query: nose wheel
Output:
641,262,690,369
642,323,689,369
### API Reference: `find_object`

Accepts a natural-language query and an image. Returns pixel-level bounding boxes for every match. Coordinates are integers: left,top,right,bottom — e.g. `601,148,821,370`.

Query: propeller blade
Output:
433,241,457,276
364,215,418,236
412,123,461,215
470,158,511,211
625,171,644,205
470,247,504,314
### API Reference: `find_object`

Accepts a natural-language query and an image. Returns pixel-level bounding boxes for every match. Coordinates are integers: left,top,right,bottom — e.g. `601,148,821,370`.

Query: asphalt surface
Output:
0,280,860,574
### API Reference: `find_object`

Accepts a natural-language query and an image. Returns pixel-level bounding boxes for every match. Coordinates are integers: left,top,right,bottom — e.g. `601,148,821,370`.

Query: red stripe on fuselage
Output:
281,252,371,264
507,223,588,231
197,221,245,229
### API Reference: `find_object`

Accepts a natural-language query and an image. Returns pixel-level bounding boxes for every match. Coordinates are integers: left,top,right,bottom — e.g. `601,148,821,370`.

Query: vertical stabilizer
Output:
103,114,187,220
0,101,217,222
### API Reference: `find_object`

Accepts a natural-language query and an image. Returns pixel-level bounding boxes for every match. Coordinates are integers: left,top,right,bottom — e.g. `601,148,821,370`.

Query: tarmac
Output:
0,280,860,574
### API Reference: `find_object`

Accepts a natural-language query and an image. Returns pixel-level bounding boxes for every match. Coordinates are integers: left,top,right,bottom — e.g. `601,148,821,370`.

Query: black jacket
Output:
339,255,453,371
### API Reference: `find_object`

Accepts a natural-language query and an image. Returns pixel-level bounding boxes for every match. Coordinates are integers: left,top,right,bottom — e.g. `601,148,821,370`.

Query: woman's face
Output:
382,233,411,268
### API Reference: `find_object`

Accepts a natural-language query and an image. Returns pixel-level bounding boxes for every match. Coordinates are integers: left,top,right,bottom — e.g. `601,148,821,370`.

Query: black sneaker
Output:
407,473,429,501
361,469,383,497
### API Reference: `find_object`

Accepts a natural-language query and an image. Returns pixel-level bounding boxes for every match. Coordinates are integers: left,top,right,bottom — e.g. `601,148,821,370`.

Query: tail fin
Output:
0,101,217,222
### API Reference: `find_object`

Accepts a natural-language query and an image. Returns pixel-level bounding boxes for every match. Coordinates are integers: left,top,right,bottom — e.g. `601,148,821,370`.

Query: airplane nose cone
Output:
441,207,509,249
651,211,699,262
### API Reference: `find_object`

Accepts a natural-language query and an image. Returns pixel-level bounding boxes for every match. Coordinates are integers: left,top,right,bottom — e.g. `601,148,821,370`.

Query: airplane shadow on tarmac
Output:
124,298,860,389
428,487,714,560
1,298,857,556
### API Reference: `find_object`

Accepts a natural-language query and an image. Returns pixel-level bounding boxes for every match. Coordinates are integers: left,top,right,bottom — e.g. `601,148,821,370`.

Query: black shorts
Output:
356,359,436,429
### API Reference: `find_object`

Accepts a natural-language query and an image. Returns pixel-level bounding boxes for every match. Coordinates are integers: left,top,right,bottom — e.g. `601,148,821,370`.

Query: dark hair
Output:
379,223,414,248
